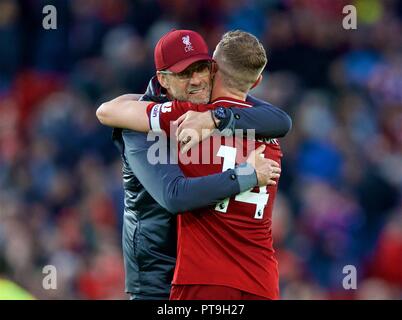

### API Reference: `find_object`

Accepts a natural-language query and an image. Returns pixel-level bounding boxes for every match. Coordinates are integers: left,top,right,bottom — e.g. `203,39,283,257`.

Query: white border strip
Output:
212,99,252,108
149,104,162,132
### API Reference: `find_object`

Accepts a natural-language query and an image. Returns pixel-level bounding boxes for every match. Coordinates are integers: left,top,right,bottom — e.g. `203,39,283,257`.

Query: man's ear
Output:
211,61,218,76
157,72,169,90
210,61,218,83
250,74,262,90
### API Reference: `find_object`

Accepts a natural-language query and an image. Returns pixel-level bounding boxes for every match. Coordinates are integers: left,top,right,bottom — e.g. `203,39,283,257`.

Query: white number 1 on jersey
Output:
215,145,269,219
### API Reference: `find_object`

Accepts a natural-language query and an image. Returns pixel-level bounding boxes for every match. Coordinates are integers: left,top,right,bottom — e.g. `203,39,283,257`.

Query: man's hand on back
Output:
174,110,216,153
246,145,281,187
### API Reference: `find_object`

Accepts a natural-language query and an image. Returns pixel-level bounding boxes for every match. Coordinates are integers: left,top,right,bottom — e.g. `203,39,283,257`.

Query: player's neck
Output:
211,76,246,102
211,71,246,101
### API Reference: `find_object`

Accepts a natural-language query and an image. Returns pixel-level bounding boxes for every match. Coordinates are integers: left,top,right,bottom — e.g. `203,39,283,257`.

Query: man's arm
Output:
102,90,259,214
96,94,151,132
240,95,292,138
96,94,292,140
174,96,292,152
122,130,260,213
176,95,291,141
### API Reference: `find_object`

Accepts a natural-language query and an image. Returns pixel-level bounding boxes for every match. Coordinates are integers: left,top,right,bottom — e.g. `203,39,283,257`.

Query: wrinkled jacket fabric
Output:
113,80,174,299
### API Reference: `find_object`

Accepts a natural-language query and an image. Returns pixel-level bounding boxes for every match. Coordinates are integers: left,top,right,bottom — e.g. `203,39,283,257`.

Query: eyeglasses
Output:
159,61,212,80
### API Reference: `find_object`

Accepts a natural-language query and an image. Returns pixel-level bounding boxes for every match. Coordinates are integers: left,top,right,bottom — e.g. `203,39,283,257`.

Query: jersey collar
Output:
211,97,252,108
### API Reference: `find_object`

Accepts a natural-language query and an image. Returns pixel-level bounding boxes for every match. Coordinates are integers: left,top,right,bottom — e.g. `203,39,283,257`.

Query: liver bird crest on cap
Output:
182,35,194,52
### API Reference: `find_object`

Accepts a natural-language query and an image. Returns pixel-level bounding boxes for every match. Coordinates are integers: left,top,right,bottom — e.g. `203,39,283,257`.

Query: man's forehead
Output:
183,60,210,70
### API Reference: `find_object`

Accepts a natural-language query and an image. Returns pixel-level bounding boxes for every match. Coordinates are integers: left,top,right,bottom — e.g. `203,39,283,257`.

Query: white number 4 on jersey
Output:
215,145,269,219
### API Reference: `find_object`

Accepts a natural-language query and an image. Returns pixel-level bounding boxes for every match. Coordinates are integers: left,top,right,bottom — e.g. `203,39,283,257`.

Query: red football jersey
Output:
146,97,282,299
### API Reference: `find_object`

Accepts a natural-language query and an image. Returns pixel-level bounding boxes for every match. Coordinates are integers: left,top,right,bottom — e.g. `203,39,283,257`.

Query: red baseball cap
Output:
154,29,212,73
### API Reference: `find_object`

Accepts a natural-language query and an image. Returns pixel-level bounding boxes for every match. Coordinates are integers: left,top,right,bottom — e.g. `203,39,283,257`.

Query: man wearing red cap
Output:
97,29,291,299
152,29,214,105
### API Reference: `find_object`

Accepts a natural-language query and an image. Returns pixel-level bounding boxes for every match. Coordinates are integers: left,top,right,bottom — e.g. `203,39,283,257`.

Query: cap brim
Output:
168,54,213,73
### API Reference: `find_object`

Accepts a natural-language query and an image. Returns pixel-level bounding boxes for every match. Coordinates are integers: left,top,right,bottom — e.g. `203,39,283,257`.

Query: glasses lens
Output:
196,61,211,73
176,61,211,79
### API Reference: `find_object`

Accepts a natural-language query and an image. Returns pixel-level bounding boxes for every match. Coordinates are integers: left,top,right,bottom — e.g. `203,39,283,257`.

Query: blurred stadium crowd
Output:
0,0,402,299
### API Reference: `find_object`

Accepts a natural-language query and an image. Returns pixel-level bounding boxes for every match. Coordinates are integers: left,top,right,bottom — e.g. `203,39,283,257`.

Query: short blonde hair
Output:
213,30,267,92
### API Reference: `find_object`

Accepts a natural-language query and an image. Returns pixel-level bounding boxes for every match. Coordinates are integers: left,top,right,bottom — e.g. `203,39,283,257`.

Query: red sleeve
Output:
146,101,200,137
196,103,215,112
